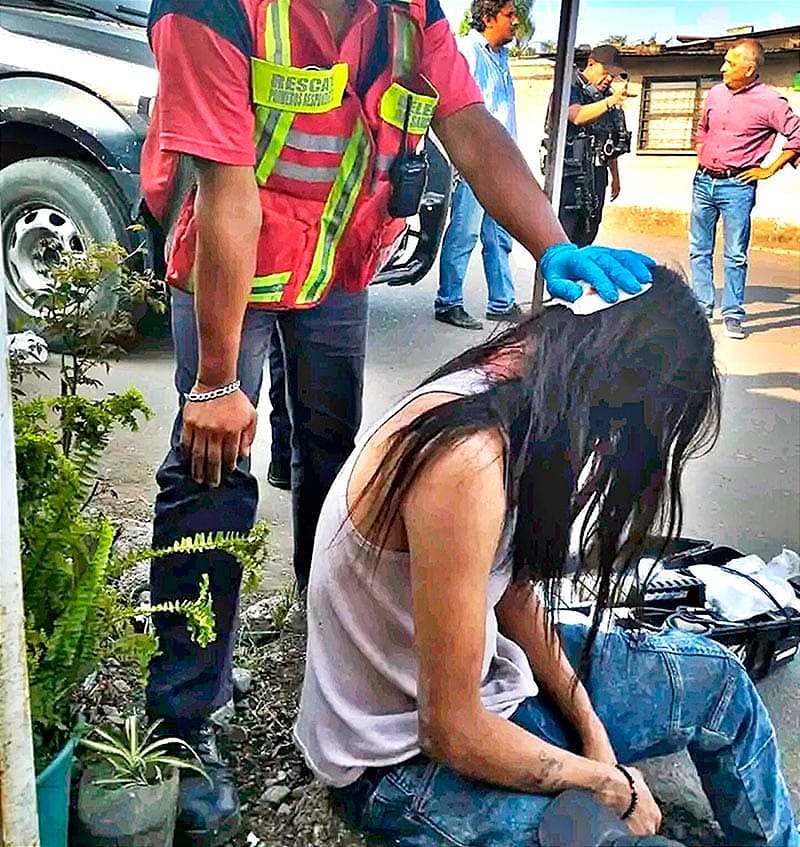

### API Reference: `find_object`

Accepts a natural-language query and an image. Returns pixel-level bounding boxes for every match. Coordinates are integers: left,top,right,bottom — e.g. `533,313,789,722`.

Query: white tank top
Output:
293,369,538,787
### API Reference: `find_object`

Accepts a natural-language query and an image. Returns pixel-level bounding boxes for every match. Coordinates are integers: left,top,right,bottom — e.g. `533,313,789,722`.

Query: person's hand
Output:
606,86,627,109
610,171,621,201
737,166,775,183
592,764,662,836
539,242,655,303
606,80,631,109
624,767,662,837
181,386,258,487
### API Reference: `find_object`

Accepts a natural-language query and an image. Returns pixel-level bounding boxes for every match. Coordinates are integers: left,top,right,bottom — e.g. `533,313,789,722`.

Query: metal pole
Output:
532,0,581,311
0,236,40,844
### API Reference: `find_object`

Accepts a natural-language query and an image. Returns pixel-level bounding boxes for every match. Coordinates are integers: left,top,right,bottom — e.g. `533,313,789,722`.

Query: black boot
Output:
173,723,241,847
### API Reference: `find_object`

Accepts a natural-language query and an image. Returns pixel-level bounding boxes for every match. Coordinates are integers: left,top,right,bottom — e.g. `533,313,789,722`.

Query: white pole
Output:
0,238,40,844
532,0,581,311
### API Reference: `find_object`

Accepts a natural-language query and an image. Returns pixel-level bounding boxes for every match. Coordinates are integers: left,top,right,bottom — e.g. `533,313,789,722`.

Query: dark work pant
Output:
267,326,291,474
559,166,609,247
147,286,368,728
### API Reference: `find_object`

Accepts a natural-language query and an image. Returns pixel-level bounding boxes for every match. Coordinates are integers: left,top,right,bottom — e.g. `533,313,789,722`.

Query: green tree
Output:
458,6,471,36
457,0,534,46
513,0,534,49
605,34,628,47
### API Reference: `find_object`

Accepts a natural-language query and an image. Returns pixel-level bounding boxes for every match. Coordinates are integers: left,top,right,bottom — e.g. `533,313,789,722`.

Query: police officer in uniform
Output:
544,44,632,246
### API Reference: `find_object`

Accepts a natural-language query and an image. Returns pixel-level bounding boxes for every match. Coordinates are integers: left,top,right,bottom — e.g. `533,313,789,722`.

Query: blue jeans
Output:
436,179,516,315
147,286,367,727
689,171,757,322
333,624,798,847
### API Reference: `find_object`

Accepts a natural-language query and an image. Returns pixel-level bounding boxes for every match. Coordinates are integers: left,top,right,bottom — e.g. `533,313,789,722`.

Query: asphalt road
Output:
82,228,799,815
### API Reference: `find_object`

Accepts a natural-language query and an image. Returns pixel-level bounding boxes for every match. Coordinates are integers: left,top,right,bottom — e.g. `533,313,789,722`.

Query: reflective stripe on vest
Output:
296,122,371,305
253,0,295,185
252,271,292,304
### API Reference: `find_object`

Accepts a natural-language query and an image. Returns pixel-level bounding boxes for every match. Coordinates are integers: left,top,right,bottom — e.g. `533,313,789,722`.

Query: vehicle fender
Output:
0,74,145,201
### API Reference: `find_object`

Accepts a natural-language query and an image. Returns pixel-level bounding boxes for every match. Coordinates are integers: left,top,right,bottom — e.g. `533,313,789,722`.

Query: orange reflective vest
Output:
248,0,438,308
159,0,439,310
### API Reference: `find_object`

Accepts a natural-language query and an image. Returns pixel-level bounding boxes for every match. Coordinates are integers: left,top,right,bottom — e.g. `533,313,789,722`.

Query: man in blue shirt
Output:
434,0,521,329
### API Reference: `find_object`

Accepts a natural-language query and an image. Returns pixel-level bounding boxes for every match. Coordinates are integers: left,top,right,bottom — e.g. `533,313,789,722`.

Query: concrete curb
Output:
602,206,800,254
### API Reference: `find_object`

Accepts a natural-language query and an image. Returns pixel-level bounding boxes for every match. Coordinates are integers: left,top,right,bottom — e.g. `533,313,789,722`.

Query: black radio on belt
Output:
387,94,429,219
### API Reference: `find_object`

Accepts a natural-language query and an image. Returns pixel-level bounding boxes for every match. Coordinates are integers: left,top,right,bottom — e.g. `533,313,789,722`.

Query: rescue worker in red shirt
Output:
140,0,656,841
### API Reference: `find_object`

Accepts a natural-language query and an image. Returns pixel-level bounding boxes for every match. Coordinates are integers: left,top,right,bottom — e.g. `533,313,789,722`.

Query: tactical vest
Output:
161,0,438,309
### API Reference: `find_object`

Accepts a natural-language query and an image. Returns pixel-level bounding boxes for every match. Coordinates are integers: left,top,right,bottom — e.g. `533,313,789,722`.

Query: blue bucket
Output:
36,737,76,847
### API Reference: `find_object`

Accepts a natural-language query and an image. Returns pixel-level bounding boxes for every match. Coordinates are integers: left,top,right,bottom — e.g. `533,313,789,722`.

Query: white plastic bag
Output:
689,548,800,621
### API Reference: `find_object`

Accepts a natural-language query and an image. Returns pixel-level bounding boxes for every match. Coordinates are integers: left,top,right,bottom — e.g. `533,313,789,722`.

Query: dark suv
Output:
0,0,451,327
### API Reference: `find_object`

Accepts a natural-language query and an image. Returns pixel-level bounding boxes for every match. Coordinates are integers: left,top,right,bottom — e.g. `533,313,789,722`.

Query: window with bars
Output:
638,76,716,152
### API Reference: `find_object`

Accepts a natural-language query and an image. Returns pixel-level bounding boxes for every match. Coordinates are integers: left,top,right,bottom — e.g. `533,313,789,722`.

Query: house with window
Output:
511,26,800,248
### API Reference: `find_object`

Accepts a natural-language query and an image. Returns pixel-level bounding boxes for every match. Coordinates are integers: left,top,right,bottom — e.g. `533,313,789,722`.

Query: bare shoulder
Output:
404,424,506,519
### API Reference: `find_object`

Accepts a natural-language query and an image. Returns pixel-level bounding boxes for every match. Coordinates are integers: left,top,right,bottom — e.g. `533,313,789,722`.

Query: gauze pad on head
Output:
544,281,652,315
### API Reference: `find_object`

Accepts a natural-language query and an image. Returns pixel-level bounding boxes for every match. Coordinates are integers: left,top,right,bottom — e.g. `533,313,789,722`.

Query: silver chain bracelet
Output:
184,379,241,403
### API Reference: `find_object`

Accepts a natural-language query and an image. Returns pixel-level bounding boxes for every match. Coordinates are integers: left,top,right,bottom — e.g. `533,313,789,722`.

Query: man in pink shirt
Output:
690,38,800,339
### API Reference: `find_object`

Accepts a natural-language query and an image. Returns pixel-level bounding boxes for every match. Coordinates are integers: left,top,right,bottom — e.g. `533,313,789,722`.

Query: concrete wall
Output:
511,50,800,245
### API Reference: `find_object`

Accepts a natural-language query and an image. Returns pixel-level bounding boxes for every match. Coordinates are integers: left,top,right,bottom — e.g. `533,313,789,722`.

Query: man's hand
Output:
181,387,258,487
610,171,621,201
539,242,655,303
606,85,627,109
737,165,775,183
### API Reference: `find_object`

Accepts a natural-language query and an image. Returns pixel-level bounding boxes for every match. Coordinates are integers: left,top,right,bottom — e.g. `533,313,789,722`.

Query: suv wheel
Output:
0,156,132,329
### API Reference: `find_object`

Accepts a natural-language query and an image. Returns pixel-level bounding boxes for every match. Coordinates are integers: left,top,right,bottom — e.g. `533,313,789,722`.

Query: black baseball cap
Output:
589,44,628,78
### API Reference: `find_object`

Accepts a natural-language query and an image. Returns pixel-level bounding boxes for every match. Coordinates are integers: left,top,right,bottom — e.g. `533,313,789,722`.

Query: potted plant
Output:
76,714,209,847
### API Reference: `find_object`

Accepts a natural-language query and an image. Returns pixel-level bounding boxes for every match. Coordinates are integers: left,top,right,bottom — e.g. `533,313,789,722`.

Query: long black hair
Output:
354,266,721,677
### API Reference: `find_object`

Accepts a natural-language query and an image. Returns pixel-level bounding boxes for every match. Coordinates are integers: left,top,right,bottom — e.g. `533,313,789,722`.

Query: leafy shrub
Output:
10,240,266,770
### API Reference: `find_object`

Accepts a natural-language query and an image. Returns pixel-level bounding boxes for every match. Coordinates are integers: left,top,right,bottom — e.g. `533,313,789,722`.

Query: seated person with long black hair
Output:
293,267,798,847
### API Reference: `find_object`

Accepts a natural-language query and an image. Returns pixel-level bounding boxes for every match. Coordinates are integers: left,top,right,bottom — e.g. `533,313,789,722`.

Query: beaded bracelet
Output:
615,763,638,820
184,379,241,403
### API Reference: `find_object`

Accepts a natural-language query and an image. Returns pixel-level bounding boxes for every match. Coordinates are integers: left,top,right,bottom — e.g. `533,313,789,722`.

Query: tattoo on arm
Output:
519,752,569,793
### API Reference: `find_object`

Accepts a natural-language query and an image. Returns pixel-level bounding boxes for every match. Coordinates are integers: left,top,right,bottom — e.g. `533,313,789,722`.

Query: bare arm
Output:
433,104,567,260
608,157,621,200
496,584,609,749
179,161,262,485
494,577,662,835
695,99,710,158
568,87,625,126
193,161,262,385
402,434,631,807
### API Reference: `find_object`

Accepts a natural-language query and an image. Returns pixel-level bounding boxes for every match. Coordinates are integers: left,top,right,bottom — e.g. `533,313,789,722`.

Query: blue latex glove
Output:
539,242,656,304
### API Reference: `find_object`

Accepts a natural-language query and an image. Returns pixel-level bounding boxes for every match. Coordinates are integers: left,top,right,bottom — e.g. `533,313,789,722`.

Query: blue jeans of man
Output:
689,171,757,322
436,179,516,315
333,624,798,847
147,286,367,728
